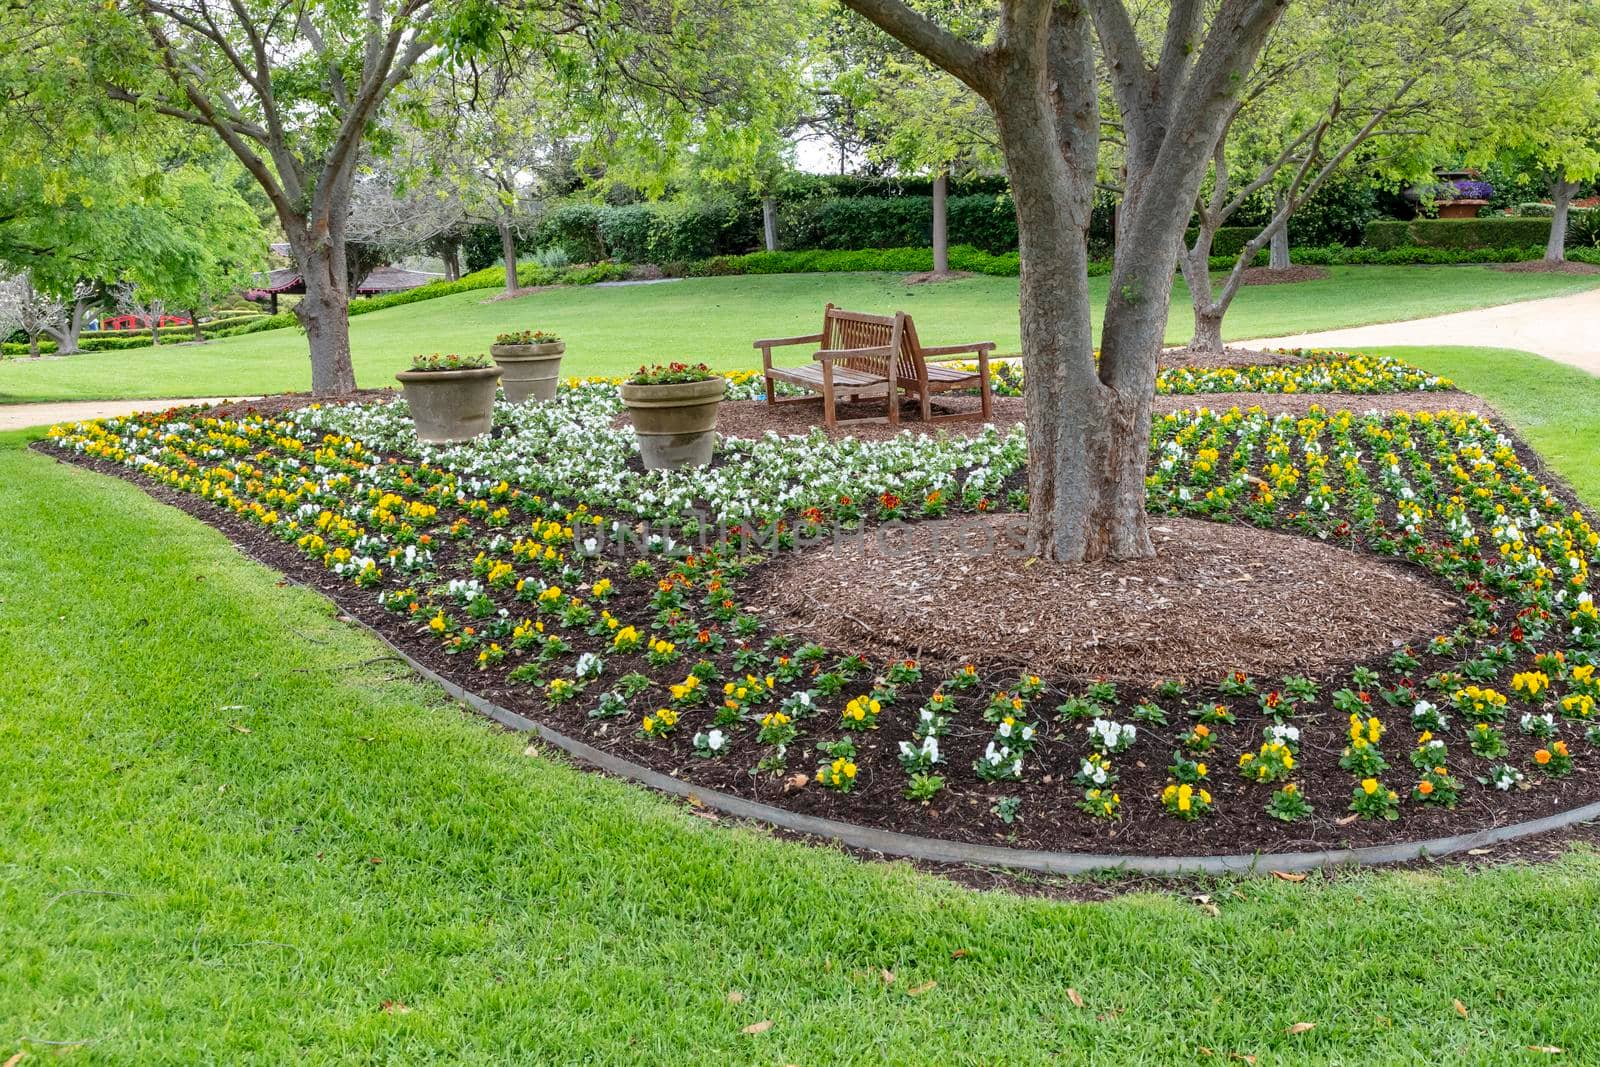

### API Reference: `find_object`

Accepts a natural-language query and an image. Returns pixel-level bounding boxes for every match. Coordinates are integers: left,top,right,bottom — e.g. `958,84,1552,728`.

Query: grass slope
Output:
3,264,1598,404
5,346,1600,1061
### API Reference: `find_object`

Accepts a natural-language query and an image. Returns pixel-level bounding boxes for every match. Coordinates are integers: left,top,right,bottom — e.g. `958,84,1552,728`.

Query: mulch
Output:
1238,265,1331,285
1158,345,1308,370
749,515,1463,682
202,389,398,420
711,391,1494,443
1490,260,1600,275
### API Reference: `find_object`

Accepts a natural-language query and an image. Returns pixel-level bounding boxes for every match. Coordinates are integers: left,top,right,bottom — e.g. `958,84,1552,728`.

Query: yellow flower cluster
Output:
1511,671,1550,700
1347,714,1383,747
842,694,882,726
641,707,678,737
817,757,858,790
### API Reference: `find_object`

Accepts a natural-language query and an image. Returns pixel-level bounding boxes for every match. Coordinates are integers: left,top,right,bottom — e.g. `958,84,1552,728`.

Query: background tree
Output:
1177,0,1491,352
838,0,1289,561
71,0,515,394
0,274,68,358
1462,2,1600,263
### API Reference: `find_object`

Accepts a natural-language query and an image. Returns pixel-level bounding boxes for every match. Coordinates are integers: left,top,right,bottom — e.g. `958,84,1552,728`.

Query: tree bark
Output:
931,171,949,274
443,243,462,281
149,317,161,346
1178,224,1226,353
294,242,357,395
499,217,519,294
1269,215,1291,268
27,331,40,359
762,197,779,252
1546,175,1578,263
190,309,204,342
44,292,90,355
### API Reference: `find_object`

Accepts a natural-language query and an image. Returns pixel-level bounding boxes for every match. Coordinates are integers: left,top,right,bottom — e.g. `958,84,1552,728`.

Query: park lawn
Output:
5,346,1600,1062
3,264,1599,404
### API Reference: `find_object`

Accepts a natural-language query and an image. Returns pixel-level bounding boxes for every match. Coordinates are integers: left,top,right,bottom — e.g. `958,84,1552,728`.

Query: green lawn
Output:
4,346,1600,1062
3,264,1598,404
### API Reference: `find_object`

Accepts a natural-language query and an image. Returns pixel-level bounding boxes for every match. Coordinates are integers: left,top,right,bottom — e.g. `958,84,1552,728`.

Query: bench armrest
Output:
752,332,824,349
813,345,892,361
919,342,997,358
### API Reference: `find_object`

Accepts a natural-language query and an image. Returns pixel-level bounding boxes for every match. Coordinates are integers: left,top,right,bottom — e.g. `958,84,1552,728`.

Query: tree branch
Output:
838,0,992,95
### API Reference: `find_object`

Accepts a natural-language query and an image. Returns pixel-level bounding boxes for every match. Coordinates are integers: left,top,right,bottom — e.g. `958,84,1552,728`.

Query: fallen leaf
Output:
1197,902,1221,917
369,857,383,865
686,794,706,808
1198,1048,1214,1057
381,1000,411,1014
1067,988,1085,1009
741,1020,773,1035
950,949,970,960
783,773,809,792
1336,814,1360,826
230,723,252,734
689,808,720,821
1453,999,1469,1019
1229,1055,1257,1065
1526,1046,1563,1054
4,1052,25,1067
726,991,744,1005
880,969,896,985
1271,871,1307,883
522,743,541,757
1467,847,1493,856
906,980,937,996
1286,1022,1316,1035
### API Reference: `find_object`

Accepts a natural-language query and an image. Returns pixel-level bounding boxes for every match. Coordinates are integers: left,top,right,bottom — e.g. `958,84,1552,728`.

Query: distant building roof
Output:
246,265,440,300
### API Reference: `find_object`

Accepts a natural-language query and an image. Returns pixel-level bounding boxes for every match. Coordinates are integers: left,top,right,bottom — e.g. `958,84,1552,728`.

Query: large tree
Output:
1178,0,1488,351
839,0,1289,561
72,0,508,394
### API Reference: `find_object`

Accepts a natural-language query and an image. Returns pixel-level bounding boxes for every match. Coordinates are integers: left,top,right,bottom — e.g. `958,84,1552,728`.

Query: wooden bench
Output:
753,303,996,428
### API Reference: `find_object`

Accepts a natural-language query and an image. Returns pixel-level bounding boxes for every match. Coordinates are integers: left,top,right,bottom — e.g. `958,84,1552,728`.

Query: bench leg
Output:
764,373,776,407
822,363,837,428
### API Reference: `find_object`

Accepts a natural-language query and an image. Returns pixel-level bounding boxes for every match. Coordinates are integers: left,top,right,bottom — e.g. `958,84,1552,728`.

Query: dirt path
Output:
1247,285,1600,375
0,397,257,432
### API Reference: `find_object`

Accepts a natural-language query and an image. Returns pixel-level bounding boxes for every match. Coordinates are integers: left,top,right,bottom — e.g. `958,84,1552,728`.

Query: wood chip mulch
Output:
1490,260,1600,275
1237,265,1332,285
749,515,1463,683
712,391,1493,444
1158,345,1308,370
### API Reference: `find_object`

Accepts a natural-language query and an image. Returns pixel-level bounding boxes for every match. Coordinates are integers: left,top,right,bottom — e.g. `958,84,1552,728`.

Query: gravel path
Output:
0,396,257,432
1247,285,1600,376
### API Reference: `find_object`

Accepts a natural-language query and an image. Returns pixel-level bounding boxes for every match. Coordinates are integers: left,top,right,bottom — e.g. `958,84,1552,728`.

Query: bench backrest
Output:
821,303,923,383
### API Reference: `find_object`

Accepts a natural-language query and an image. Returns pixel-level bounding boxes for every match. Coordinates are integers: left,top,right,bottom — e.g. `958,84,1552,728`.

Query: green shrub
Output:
1364,217,1553,251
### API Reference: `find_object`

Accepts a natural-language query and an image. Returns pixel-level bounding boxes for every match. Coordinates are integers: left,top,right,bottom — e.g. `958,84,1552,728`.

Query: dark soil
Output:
752,515,1463,681
711,391,1495,443
1238,265,1331,285
1491,260,1600,275
38,436,1600,865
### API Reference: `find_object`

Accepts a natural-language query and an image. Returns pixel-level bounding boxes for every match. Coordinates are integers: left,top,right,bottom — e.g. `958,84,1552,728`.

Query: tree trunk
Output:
499,218,519,294
998,98,1153,563
931,171,950,274
295,242,357,395
1269,223,1291,269
1178,226,1225,353
45,294,90,355
762,197,779,252
1546,175,1578,263
149,318,161,346
190,309,204,342
27,331,40,358
443,243,462,281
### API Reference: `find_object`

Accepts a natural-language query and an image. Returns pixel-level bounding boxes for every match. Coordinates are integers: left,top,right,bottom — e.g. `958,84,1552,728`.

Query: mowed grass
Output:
5,346,1600,1061
3,263,1598,404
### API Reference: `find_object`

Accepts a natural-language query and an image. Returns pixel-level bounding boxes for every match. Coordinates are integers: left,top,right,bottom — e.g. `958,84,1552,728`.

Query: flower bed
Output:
39,364,1600,858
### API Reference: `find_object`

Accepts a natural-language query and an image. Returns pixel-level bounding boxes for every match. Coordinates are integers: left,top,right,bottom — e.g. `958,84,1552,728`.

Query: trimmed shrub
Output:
1364,217,1553,251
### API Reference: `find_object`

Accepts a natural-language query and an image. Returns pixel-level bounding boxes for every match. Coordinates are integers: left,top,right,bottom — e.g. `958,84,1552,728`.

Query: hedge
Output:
1363,217,1555,251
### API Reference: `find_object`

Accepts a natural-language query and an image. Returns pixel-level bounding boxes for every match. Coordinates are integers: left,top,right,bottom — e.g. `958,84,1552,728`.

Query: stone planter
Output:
394,364,502,444
489,341,565,404
619,375,726,470
1437,200,1488,220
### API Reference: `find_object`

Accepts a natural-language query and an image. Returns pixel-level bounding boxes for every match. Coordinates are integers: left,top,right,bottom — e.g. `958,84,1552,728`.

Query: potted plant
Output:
394,352,501,443
489,329,566,404
1424,170,1493,219
619,362,727,470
